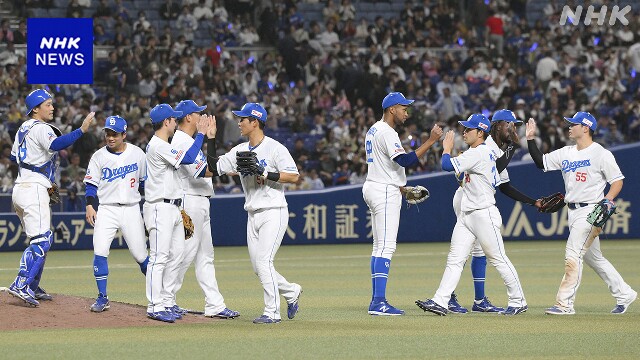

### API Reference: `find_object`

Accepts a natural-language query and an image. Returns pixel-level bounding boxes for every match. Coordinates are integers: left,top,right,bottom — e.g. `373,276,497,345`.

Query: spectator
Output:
12,21,26,45
193,0,214,21
66,0,84,18
160,0,180,20
485,9,504,56
94,0,112,18
177,6,199,45
433,87,464,122
338,0,356,22
133,11,151,32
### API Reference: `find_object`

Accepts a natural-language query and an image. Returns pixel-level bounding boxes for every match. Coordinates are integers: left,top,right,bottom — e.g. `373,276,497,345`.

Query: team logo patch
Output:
478,122,488,131
101,163,139,182
582,119,593,128
174,149,184,160
562,159,591,173
251,109,263,119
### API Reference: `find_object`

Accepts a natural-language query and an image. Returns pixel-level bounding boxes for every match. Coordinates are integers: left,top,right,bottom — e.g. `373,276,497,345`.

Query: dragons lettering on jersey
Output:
101,163,139,182
561,159,591,173
366,127,377,136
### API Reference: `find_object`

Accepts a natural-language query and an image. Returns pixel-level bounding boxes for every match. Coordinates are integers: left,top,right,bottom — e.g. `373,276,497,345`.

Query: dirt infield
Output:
0,288,221,330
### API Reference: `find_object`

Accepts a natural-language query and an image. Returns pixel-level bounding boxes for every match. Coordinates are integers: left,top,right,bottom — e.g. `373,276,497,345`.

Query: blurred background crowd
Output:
1,0,640,207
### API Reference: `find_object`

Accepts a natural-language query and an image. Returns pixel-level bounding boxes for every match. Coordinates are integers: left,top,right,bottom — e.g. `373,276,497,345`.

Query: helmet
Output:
25,89,53,116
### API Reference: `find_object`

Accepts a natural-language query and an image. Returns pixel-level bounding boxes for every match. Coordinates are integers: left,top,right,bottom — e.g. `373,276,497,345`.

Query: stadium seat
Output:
31,8,49,18
53,0,68,8
49,8,66,17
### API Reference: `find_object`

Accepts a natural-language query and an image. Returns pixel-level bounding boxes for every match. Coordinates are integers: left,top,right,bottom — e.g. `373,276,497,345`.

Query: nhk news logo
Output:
27,18,93,84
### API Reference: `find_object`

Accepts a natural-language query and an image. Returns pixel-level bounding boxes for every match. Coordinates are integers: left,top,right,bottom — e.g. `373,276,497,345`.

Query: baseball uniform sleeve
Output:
172,133,206,178
137,148,147,182
32,124,57,158
602,150,625,184
216,149,237,175
274,144,299,174
380,129,406,160
542,147,565,172
496,167,510,186
10,134,18,159
156,141,187,169
84,153,101,187
450,148,481,174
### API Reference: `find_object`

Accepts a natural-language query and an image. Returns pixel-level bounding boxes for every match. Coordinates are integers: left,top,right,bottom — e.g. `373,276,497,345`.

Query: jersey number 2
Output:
130,178,136,188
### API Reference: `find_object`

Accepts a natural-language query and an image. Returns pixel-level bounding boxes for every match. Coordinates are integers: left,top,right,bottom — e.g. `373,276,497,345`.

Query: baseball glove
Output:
587,199,616,228
236,151,264,176
537,192,565,213
181,210,194,240
404,185,430,205
48,183,61,205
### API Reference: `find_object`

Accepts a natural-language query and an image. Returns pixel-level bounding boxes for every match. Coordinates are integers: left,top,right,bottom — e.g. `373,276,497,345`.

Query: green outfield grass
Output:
1,240,639,359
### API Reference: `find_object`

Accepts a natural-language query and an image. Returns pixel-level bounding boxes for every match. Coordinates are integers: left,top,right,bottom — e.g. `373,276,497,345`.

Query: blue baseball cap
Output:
382,92,414,110
491,109,522,124
150,103,182,124
564,111,597,131
104,115,127,133
175,100,207,119
25,88,53,115
458,113,491,133
232,103,267,122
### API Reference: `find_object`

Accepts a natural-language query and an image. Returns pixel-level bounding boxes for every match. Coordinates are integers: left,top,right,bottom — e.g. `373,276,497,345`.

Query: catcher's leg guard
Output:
28,254,47,292
16,230,53,288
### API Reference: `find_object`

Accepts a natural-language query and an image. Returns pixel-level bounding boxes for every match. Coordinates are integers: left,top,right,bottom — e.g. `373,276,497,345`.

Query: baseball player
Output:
143,103,211,323
526,112,637,315
84,115,149,313
8,89,95,307
206,103,302,324
448,109,543,314
416,114,528,316
169,99,238,319
363,92,443,316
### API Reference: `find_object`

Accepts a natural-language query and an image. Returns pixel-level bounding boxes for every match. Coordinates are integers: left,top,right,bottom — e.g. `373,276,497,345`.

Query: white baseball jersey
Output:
217,136,298,212
11,119,58,188
364,120,407,187
450,143,500,211
144,135,188,202
543,142,624,204
485,136,509,186
172,130,213,197
84,143,147,205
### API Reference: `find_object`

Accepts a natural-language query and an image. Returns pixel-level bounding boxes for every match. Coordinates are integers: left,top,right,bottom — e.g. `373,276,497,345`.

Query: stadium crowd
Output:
1,0,640,203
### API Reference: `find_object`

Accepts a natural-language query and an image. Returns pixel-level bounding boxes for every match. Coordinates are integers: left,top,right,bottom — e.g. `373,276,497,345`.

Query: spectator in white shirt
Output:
318,22,340,47
239,25,260,46
193,0,214,20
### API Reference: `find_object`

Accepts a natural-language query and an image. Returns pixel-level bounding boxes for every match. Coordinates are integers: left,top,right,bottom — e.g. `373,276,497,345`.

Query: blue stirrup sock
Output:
372,257,391,303
471,256,487,300
93,255,109,296
139,256,149,275
370,256,376,299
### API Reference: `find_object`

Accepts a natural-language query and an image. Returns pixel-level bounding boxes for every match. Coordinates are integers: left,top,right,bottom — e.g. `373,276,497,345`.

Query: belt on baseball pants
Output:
163,198,182,207
568,202,589,210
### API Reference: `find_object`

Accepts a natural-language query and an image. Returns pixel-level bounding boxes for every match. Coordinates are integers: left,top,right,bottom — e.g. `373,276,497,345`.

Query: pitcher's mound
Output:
0,288,223,330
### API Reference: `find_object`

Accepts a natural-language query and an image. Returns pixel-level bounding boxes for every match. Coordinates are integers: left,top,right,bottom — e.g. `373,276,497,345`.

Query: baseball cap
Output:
25,88,53,115
104,115,127,133
564,111,597,131
175,100,207,119
382,92,414,110
150,103,182,124
232,103,267,122
491,109,523,124
458,113,491,133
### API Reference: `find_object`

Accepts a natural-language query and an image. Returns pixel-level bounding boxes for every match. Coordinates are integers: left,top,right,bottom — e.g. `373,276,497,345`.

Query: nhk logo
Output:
27,18,93,84
560,5,631,26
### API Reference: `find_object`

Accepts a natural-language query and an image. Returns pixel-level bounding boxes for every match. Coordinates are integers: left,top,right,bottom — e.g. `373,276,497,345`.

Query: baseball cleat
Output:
208,308,240,319
90,293,110,312
545,306,575,315
8,284,39,307
167,306,182,320
34,287,53,301
611,290,637,314
252,315,281,324
171,305,188,316
472,297,504,313
415,299,447,316
147,311,175,323
368,300,405,316
448,293,468,314
287,287,302,319
500,305,528,315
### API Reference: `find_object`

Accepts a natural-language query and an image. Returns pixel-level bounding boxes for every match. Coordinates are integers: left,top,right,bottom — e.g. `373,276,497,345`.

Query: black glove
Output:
236,151,264,176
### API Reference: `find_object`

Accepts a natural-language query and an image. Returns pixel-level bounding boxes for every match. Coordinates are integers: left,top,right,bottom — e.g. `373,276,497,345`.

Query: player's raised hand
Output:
86,204,97,227
195,114,208,135
526,118,537,140
206,115,217,139
429,124,443,141
80,111,96,133
442,130,455,153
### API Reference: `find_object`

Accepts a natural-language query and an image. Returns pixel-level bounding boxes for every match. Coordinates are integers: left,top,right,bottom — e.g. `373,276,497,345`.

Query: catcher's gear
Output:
48,184,61,204
587,199,616,228
236,151,265,176
537,192,565,213
180,210,194,240
404,185,430,205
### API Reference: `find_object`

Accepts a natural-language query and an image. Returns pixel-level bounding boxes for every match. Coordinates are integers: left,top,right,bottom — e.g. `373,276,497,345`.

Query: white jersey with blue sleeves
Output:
450,143,500,211
172,130,213,197
144,135,188,202
83,143,146,205
543,142,624,204
217,136,298,212
11,119,58,187
364,120,407,187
